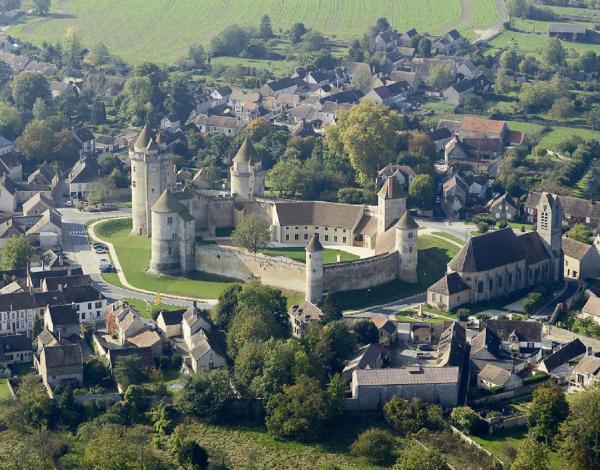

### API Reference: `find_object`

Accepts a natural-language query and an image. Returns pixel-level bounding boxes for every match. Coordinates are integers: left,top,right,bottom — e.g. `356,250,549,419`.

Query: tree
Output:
266,375,331,441
121,75,154,124
350,428,398,465
450,406,480,434
188,43,207,69
584,161,600,200
500,48,521,72
83,357,111,387
528,382,569,444
305,321,357,377
267,158,307,197
549,96,574,120
430,66,454,90
495,67,512,94
384,396,443,435
456,308,470,321
351,66,373,93
523,291,542,315
12,373,55,430
374,17,390,33
302,31,327,52
393,442,447,470
0,235,33,270
259,15,274,39
511,437,549,470
211,24,250,56
175,369,235,423
543,38,567,68
0,101,23,140
353,319,379,345
32,315,43,339
559,385,600,469
113,354,147,390
232,214,270,253
211,283,242,329
508,0,528,18
11,71,51,111
86,178,115,206
89,42,110,66
566,224,592,244
320,293,342,323
53,128,81,169
164,76,194,122
32,97,52,120
418,38,432,58
177,440,209,470
409,174,434,210
587,106,600,131
62,27,82,69
325,100,403,185
347,39,364,62
289,23,307,44
32,0,50,16
519,81,559,112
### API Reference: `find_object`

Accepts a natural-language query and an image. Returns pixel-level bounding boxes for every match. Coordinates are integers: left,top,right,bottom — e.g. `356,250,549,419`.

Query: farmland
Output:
9,0,498,64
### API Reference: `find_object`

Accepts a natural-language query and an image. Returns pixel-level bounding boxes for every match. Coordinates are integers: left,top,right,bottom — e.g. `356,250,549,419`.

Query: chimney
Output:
587,346,594,356
193,300,197,310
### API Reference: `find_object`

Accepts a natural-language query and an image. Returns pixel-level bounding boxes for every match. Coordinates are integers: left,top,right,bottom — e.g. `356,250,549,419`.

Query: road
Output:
59,207,194,308
472,0,507,43
537,278,580,318
415,217,475,241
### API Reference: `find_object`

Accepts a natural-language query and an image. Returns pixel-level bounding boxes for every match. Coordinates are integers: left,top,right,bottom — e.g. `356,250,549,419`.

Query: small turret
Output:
395,211,418,283
305,235,324,303
230,137,265,199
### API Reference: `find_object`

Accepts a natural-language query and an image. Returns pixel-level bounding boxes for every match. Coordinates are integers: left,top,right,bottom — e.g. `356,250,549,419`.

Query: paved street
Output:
60,207,194,308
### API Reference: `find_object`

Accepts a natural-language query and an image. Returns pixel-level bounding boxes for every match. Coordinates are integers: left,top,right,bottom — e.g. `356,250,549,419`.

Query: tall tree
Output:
393,442,447,470
409,174,434,210
259,15,274,39
175,369,235,423
232,214,270,253
113,355,147,390
62,27,82,69
164,76,194,122
11,71,51,111
187,43,207,68
543,38,567,68
350,66,373,93
511,437,549,470
289,23,307,44
325,100,404,185
528,382,569,444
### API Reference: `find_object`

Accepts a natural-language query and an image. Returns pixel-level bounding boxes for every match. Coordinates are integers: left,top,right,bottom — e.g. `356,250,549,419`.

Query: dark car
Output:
416,344,433,351
100,265,116,273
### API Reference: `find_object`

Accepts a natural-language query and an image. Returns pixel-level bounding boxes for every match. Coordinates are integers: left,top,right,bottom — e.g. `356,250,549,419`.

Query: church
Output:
129,125,419,301
427,192,563,310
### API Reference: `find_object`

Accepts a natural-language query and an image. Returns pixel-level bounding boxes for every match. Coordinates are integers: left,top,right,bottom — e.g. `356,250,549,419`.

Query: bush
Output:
171,354,183,368
477,222,490,234
350,428,398,465
450,406,481,434
456,308,470,321
498,221,509,229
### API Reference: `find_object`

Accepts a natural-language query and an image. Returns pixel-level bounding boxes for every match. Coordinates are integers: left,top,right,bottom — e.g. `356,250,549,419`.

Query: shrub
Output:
498,221,509,229
171,354,183,368
477,222,490,234
450,406,481,434
350,428,398,465
456,308,470,321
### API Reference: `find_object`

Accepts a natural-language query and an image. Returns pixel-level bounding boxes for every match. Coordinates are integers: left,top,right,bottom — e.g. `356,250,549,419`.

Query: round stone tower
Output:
395,211,418,283
305,234,324,303
149,189,183,274
230,137,264,199
130,123,175,237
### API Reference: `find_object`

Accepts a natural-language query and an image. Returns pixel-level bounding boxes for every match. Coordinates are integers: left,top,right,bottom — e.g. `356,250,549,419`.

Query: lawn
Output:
259,246,359,264
185,416,390,470
93,218,235,299
430,231,465,246
473,428,568,469
122,297,184,319
9,0,497,64
0,378,11,400
338,235,460,309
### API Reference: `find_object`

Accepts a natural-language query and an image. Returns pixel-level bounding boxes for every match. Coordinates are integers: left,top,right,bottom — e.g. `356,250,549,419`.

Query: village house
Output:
342,343,384,382
361,80,411,106
28,162,59,191
260,76,300,96
371,314,398,345
572,354,600,390
70,123,96,155
525,192,600,228
579,296,600,326
68,156,100,199
411,58,458,84
376,164,417,191
461,174,489,200
477,362,523,391
22,193,55,216
487,193,519,221
410,323,434,344
443,75,491,105
210,86,232,106
37,339,83,389
0,334,32,367
537,338,587,383
155,308,186,338
44,304,81,340
192,115,241,135
562,236,600,281
289,301,324,339
428,127,453,152
0,149,21,179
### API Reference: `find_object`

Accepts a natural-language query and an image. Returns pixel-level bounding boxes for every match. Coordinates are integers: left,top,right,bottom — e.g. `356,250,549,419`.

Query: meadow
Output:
10,0,498,64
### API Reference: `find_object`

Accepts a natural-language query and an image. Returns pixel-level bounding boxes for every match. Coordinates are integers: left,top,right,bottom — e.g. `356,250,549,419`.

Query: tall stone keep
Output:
395,211,418,283
305,235,324,303
537,192,563,280
377,176,406,234
230,137,265,199
130,124,175,236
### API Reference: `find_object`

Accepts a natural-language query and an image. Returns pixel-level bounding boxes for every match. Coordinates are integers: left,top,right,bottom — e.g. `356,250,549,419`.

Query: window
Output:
408,232,413,239
95,302,102,308
286,226,289,230
294,234,299,240
173,233,177,239
304,234,308,240
88,303,92,309
132,181,136,188
409,246,413,253
324,235,329,241
167,217,173,224
168,246,172,255
489,279,493,291
285,234,289,241
81,313,85,320
343,237,347,243
478,281,484,293
334,236,338,242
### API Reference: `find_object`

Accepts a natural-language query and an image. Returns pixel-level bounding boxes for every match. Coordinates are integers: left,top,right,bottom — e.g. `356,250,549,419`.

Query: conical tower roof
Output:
134,122,152,151
233,137,261,165
305,234,324,252
396,211,419,230
152,188,184,213
378,176,403,200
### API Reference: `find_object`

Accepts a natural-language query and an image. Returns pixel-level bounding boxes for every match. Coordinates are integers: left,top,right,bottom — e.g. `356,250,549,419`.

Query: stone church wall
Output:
195,244,306,292
323,252,399,293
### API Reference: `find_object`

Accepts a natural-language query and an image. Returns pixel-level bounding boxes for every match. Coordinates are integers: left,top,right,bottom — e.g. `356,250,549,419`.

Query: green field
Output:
10,0,498,64
260,246,359,264
0,378,11,400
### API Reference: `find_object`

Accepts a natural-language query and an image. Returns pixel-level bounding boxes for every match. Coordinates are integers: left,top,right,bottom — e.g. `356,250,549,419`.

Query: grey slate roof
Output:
541,338,586,373
274,201,365,230
354,366,460,386
428,272,470,295
396,211,418,230
378,175,404,200
482,319,542,343
47,304,79,325
233,137,261,164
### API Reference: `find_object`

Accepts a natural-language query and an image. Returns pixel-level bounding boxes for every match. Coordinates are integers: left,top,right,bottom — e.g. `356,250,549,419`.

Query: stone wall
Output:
323,252,399,293
195,244,306,292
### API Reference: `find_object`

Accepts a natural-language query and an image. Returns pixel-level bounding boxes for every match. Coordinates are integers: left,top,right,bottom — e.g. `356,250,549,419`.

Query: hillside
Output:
9,0,498,64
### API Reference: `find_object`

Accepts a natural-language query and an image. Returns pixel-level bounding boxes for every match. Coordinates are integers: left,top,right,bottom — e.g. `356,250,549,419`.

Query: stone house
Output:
155,308,186,338
525,192,600,228
68,156,100,199
22,193,55,216
537,338,587,383
44,304,80,339
411,58,458,84
370,314,398,344
38,341,83,388
210,86,232,106
192,115,241,135
487,193,519,221
0,135,15,156
260,77,299,96
443,75,491,105
0,334,32,367
579,296,600,326
477,362,523,391
349,366,460,410
28,162,59,191
71,124,95,155
289,301,324,339
0,151,22,180
572,355,600,390
361,81,411,106
410,323,434,344
342,343,383,382
562,236,600,281
428,127,452,152
427,272,471,311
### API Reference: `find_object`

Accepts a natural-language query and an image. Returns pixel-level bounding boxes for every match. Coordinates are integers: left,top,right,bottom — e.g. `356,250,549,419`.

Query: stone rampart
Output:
323,252,398,292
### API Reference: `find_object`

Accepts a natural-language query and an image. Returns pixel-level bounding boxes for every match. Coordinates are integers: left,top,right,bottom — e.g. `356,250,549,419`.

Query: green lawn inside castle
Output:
93,217,459,309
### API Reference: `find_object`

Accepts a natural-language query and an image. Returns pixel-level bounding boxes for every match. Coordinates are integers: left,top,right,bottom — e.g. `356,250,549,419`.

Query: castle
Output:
129,125,418,302
427,192,564,310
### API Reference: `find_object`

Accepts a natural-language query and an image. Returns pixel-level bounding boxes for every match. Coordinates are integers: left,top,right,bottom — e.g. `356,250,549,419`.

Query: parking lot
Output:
390,341,439,367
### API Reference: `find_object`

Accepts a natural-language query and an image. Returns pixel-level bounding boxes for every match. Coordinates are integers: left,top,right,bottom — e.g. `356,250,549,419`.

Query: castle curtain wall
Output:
322,252,399,293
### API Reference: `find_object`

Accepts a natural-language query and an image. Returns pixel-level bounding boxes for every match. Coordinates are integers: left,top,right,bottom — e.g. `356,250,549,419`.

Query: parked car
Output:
416,352,433,359
416,344,433,351
101,265,116,273
99,258,110,270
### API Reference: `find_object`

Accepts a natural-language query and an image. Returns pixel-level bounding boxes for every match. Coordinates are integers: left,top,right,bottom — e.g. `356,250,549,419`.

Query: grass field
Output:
260,246,359,264
10,0,497,64
122,297,184,319
0,378,11,400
